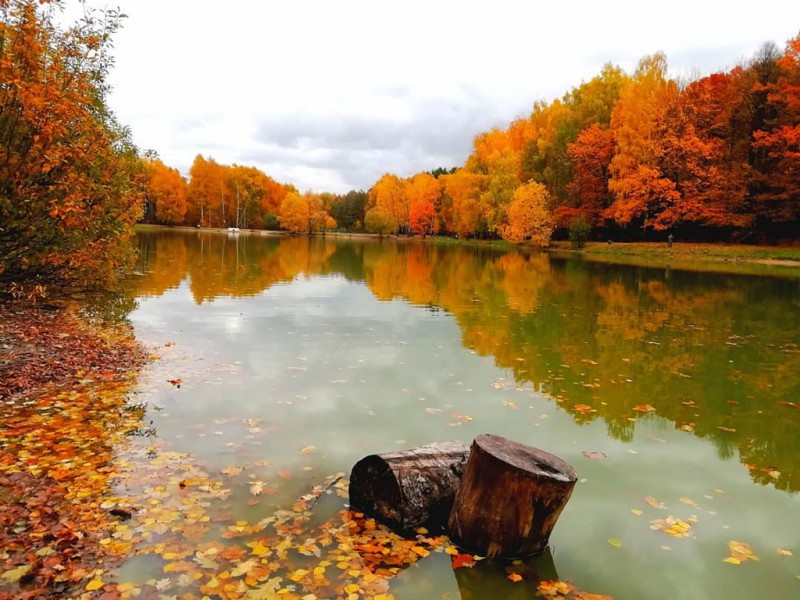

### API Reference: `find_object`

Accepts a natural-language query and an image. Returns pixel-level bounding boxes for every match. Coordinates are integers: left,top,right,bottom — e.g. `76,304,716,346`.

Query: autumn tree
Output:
501,181,553,245
279,192,308,233
364,208,394,236
565,124,615,228
0,0,143,282
606,53,680,231
368,174,408,233
144,160,188,225
751,35,800,227
406,173,441,235
441,169,486,238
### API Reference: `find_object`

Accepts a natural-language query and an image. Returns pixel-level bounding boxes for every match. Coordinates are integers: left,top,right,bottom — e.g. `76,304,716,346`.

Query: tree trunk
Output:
349,442,470,534
448,434,577,558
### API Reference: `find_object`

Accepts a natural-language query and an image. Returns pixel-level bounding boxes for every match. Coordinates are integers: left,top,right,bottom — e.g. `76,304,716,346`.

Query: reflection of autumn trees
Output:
134,231,800,491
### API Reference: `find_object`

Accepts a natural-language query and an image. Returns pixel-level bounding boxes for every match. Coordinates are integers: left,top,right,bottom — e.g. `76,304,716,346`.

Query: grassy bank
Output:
548,241,800,277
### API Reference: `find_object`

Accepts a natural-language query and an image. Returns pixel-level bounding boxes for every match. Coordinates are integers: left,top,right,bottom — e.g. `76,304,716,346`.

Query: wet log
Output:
448,434,577,558
349,441,470,533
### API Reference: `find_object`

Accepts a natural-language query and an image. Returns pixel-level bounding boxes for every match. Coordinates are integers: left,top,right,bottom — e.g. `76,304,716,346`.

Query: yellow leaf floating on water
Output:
607,538,623,548
507,572,523,582
725,540,759,564
650,516,694,538
679,497,699,507
777,547,793,557
411,546,430,558
85,579,104,591
630,509,643,516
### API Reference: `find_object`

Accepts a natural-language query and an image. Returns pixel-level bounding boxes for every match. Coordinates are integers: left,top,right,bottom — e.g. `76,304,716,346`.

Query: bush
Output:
568,217,592,249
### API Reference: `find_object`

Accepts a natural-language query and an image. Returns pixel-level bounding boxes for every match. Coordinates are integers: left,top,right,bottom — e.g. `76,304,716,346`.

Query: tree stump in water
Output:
448,434,577,558
349,441,470,533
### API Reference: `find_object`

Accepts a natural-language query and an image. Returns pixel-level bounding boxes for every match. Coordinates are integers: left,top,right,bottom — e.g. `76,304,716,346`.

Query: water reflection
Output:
132,230,800,492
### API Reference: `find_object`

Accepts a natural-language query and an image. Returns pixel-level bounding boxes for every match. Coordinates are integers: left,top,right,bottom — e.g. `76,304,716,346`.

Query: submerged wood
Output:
349,441,470,533
448,434,577,558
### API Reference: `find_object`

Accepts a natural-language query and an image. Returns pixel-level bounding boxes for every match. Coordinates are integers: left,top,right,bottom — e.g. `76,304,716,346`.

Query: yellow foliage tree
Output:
501,182,553,245
279,192,308,233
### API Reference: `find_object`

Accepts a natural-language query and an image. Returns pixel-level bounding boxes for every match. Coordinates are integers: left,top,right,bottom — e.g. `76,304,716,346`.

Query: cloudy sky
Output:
68,0,799,193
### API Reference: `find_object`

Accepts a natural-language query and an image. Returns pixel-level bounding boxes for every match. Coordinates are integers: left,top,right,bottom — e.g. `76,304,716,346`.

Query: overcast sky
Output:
68,0,800,194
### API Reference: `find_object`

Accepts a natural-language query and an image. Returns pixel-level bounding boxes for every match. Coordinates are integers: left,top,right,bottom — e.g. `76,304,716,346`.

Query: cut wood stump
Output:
448,434,577,558
349,441,470,533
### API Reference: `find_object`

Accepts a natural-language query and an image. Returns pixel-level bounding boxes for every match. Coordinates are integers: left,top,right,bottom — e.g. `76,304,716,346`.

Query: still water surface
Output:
122,230,800,599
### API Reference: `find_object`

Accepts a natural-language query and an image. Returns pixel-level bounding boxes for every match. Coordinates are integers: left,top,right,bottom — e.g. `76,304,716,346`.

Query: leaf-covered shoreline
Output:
0,301,146,598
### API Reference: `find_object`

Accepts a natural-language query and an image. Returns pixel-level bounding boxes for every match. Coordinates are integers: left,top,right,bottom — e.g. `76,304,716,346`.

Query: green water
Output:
122,229,800,599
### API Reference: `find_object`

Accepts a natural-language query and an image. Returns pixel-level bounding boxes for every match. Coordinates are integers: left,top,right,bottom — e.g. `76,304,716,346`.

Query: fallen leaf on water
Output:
299,445,316,455
607,538,623,548
582,451,607,460
777,547,793,557
679,497,699,507
632,404,656,413
650,516,695,538
573,404,595,414
502,401,518,409
725,540,759,564
451,553,476,569
644,496,666,509
221,465,244,476
718,426,736,433
630,509,643,516
168,378,182,387
507,572,523,582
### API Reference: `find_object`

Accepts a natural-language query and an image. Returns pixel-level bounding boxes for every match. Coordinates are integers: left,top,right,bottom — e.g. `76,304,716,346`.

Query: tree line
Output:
144,36,800,245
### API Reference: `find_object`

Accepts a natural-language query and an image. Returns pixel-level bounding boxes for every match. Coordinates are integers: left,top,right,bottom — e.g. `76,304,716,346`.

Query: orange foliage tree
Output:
279,192,309,233
0,0,143,282
566,124,614,228
144,159,188,225
606,54,680,230
752,35,800,225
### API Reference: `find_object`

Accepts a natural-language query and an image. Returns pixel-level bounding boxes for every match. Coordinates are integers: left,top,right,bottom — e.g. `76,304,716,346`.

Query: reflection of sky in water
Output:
127,234,800,600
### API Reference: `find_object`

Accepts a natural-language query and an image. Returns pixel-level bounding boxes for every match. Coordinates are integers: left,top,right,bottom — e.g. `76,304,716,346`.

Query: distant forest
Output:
143,35,800,245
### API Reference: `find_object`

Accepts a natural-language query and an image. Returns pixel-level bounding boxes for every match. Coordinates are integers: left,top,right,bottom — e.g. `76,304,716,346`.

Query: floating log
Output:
349,441,470,533
448,434,577,558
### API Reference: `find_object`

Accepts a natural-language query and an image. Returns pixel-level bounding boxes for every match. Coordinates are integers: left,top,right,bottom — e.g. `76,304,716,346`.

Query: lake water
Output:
118,229,800,599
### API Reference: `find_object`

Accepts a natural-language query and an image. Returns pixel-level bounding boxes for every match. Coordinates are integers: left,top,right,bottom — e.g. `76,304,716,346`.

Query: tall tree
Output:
501,181,553,245
606,53,680,231
145,159,188,225
751,35,800,226
368,173,408,233
0,0,143,282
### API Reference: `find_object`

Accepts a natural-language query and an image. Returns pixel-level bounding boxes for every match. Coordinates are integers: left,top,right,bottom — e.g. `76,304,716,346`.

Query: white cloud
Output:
68,0,800,192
